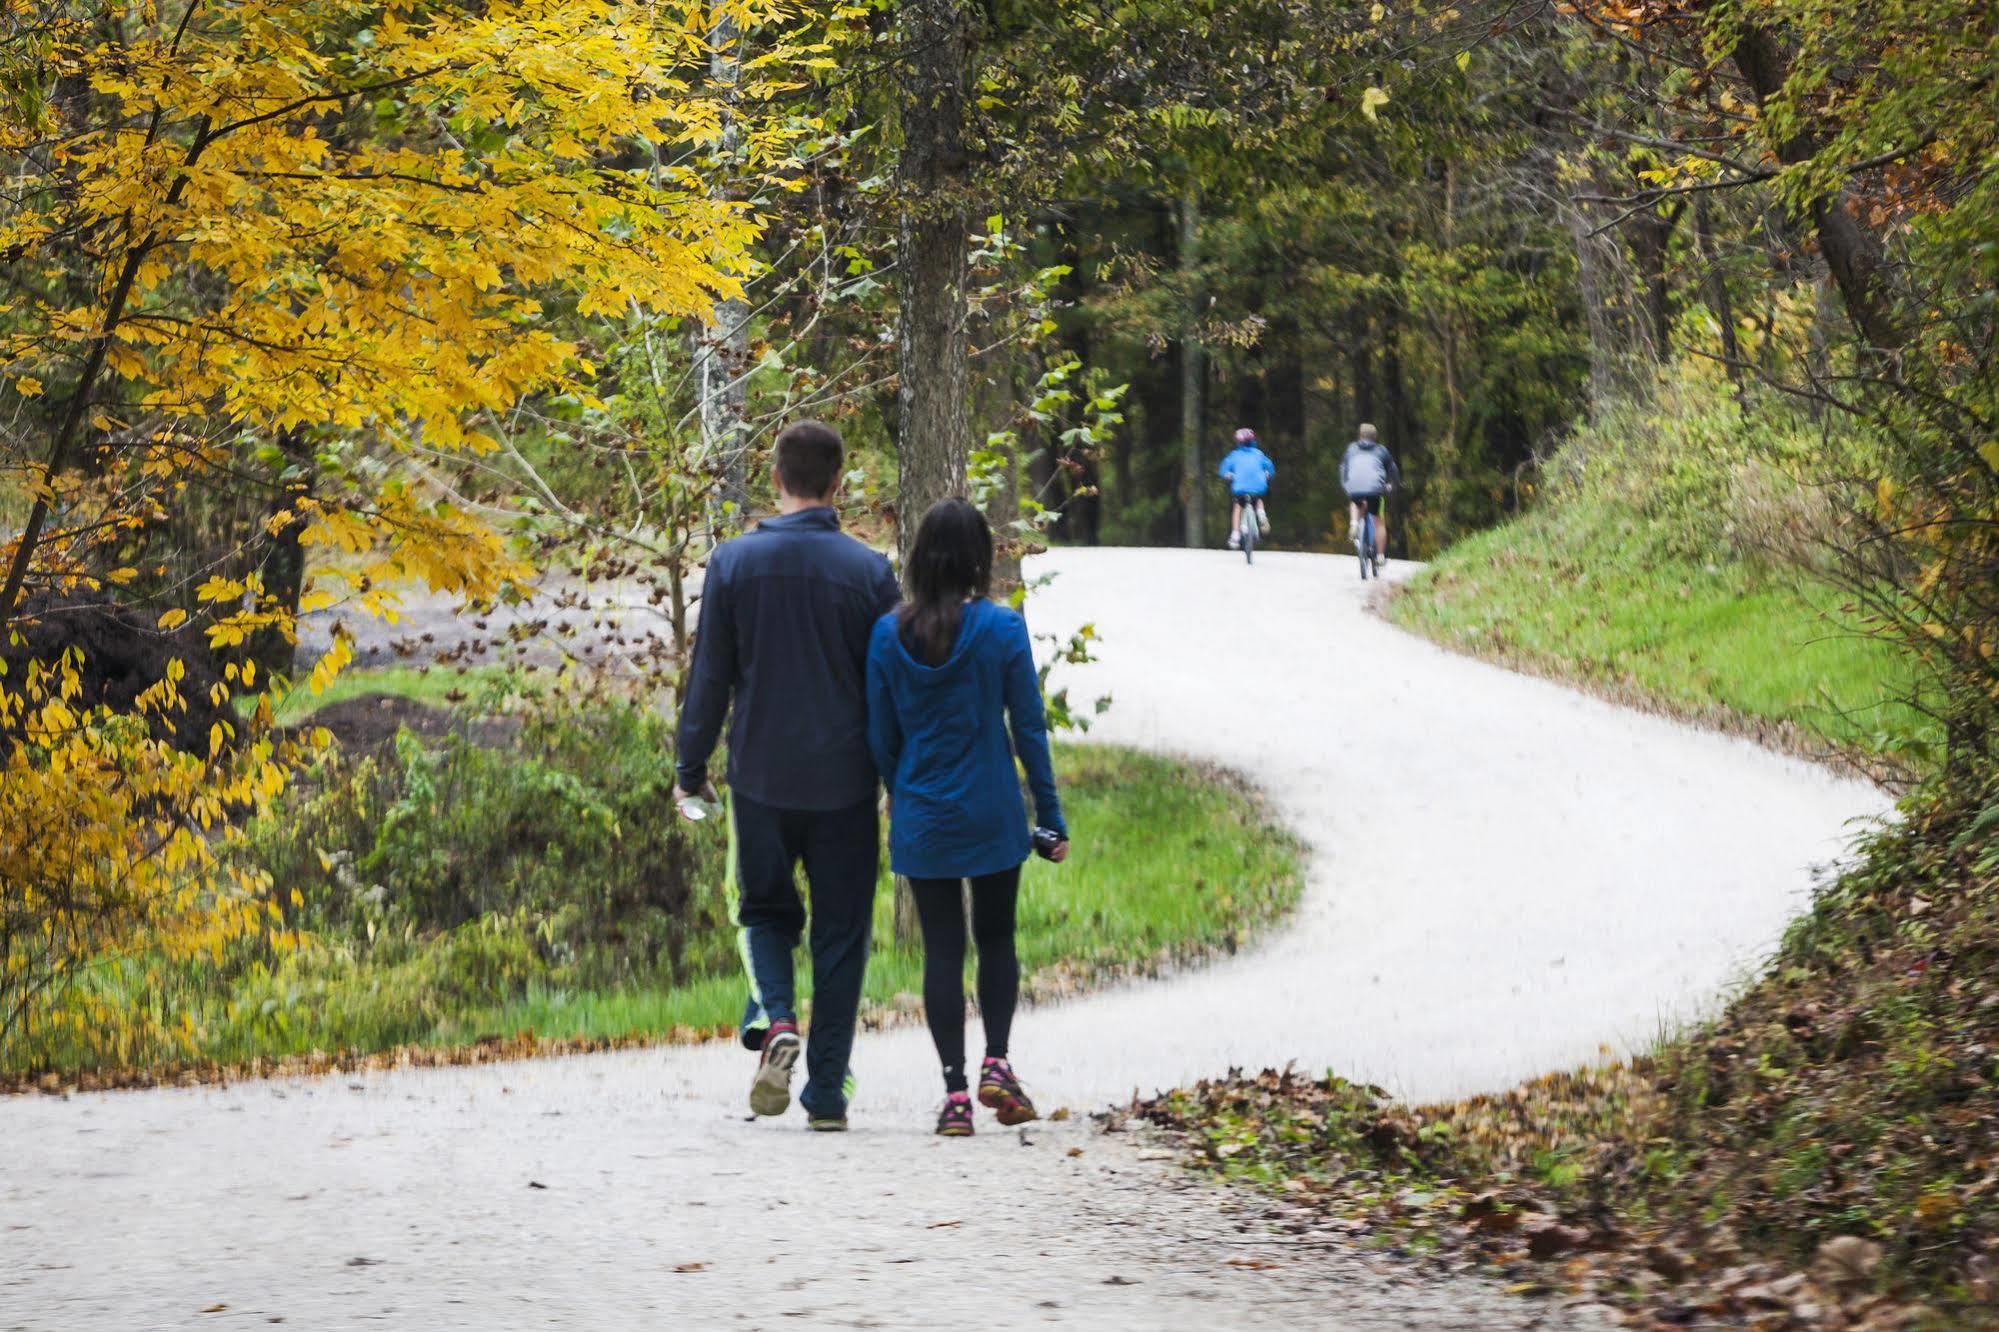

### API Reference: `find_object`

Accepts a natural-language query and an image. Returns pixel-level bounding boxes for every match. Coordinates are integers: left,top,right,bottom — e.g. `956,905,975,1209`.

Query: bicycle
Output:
1353,496,1383,580
1238,500,1261,564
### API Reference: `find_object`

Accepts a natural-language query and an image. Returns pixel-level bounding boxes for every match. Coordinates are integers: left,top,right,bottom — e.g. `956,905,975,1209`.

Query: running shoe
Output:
935,1092,975,1137
807,1114,848,1133
748,1020,800,1117
976,1056,1039,1126
1226,530,1240,550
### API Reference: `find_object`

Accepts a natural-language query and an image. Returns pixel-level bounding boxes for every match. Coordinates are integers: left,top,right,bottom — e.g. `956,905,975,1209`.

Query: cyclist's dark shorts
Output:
1231,491,1266,503
1347,492,1383,513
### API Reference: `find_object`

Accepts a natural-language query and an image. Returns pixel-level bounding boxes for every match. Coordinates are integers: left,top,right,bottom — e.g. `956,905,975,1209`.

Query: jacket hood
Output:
887,599,999,681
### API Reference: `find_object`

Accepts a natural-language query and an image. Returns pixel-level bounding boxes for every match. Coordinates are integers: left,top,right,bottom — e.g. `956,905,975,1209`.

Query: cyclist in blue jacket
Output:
1217,427,1274,549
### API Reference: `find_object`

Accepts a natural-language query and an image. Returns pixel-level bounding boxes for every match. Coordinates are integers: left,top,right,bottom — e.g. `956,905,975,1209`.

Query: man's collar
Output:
760,505,840,530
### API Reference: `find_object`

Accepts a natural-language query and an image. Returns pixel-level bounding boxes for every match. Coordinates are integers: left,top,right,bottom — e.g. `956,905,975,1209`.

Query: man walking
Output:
673,421,900,1130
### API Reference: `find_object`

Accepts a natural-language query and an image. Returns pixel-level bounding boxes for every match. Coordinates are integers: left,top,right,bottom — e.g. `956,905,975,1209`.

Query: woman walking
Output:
866,498,1069,1136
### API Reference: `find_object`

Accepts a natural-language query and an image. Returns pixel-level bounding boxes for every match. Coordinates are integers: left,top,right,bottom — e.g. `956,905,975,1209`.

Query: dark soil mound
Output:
2,590,233,755
304,693,520,754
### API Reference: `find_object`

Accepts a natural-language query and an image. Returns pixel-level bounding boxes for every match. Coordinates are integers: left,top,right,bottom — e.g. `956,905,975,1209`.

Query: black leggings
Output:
908,867,1021,1093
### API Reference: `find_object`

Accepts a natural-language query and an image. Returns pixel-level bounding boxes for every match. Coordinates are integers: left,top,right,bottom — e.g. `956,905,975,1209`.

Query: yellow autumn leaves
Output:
1,0,814,1063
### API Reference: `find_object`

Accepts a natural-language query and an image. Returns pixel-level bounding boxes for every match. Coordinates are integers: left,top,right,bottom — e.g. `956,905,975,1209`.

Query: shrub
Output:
213,918,544,1057
1537,363,1870,569
1,650,296,1069
241,703,730,990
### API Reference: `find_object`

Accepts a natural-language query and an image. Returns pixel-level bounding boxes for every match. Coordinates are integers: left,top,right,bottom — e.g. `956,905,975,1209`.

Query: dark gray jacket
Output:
674,507,901,811
1341,440,1401,497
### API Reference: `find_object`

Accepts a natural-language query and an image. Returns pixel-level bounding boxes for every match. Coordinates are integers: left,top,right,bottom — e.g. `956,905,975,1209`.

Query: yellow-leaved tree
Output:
0,0,805,1065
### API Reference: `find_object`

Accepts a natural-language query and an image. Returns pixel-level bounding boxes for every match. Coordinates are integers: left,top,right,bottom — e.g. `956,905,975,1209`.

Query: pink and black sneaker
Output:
749,1020,801,1117
976,1056,1038,1126
935,1091,975,1137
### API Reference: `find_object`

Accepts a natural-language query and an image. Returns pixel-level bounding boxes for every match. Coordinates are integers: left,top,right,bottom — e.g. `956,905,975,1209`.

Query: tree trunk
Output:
248,427,313,683
1265,316,1305,448
976,322,1023,596
894,0,975,564
1567,203,1624,408
1349,327,1376,426
1178,191,1205,548
1440,163,1463,451
696,14,753,518
893,0,976,942
1382,318,1413,469
1694,195,1743,387
1730,23,1902,357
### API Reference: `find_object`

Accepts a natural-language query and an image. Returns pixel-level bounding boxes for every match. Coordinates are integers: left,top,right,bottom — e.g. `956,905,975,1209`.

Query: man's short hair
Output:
1358,422,1378,442
773,420,844,499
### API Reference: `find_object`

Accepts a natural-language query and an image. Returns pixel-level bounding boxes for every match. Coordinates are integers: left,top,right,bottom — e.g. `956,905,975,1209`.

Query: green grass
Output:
1388,497,1930,763
460,744,1299,1044
13,738,1300,1080
258,663,526,724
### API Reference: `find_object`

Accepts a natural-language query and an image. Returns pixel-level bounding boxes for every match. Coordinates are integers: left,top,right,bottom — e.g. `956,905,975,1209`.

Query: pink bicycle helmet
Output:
1234,427,1257,444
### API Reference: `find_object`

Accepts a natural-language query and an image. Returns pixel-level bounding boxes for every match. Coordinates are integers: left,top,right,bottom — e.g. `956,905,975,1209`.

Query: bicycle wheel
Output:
1357,512,1372,579
1241,514,1256,564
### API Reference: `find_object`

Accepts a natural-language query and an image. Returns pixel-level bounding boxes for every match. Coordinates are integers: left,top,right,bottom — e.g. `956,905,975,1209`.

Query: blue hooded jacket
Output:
866,599,1065,880
1217,444,1275,497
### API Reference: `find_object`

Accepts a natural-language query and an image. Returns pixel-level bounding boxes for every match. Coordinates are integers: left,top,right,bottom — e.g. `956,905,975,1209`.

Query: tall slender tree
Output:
894,0,976,561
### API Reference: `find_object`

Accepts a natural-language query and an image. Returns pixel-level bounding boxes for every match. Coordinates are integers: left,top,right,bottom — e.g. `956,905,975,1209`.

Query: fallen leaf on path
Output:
1104,1275,1139,1285
527,1180,547,1189
1524,1221,1591,1260
200,1305,227,1314
1814,1236,1884,1286
926,1220,961,1229
1067,1147,1084,1158
1048,1107,1071,1121
672,1262,707,1273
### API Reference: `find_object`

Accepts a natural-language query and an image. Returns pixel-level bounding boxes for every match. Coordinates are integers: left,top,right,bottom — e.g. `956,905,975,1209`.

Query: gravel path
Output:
2,548,1888,1330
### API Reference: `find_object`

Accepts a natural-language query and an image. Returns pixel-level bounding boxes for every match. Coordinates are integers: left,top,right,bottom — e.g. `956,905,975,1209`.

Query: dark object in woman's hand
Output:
1031,826,1068,862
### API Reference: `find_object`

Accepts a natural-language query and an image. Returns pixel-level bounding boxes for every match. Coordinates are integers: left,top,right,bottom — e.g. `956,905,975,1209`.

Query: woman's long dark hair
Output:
898,498,994,666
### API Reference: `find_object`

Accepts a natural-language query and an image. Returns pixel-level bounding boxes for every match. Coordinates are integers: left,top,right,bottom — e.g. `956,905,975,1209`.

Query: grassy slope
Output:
255,663,536,723
1389,496,1929,765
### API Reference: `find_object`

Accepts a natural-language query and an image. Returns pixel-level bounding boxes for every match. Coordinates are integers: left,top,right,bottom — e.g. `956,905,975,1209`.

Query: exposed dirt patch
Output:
298,692,520,754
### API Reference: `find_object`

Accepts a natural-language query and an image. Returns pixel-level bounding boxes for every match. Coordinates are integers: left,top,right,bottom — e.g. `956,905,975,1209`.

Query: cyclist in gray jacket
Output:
1340,423,1400,563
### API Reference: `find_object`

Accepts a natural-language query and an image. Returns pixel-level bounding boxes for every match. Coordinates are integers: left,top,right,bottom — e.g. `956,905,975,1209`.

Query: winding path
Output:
2,549,1887,1329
